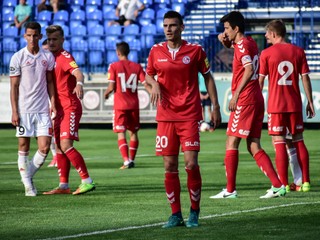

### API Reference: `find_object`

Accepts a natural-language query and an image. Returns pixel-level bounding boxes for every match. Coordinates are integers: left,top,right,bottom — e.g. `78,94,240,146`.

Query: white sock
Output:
50,138,57,156
29,150,47,178
81,177,93,184
18,151,32,187
288,148,302,186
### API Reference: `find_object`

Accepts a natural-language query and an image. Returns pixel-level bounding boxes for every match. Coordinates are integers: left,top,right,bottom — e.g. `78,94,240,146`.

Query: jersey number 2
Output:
277,61,293,85
118,73,137,92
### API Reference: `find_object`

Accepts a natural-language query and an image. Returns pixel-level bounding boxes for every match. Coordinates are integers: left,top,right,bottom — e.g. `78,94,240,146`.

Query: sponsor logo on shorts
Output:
185,141,200,147
272,126,283,132
115,125,125,130
239,129,250,136
296,125,303,130
60,132,67,137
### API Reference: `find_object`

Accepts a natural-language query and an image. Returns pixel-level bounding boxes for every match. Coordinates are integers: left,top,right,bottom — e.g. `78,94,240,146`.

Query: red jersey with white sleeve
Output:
53,49,82,112
232,36,262,105
146,40,210,121
259,43,310,113
108,60,146,110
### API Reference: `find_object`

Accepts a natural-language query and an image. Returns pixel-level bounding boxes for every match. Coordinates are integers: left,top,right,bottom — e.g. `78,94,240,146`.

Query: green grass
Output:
0,128,319,240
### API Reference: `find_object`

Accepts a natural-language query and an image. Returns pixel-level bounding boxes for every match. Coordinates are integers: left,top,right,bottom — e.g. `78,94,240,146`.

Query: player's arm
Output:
46,70,57,119
145,74,161,106
72,68,84,100
301,74,315,118
10,76,20,126
229,64,254,112
258,75,266,91
203,72,221,129
218,33,233,48
104,82,115,99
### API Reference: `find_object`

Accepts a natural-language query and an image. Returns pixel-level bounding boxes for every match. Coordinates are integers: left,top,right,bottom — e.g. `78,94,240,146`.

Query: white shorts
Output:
16,113,53,137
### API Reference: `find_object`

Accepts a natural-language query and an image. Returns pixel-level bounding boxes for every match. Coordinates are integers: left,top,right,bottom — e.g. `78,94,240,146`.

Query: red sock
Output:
254,149,282,188
65,147,90,180
118,139,129,162
293,140,310,183
129,140,139,161
56,153,70,183
164,172,181,215
274,140,289,186
186,166,202,211
225,149,239,193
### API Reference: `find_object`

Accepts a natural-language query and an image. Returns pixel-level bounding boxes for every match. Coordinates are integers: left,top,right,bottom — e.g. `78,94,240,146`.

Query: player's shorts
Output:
16,112,52,137
113,109,140,133
226,103,264,139
156,121,200,156
268,112,304,135
54,110,82,145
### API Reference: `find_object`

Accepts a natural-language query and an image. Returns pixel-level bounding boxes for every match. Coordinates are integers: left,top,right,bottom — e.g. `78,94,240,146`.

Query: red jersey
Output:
259,43,310,113
53,49,82,112
146,40,210,121
232,36,262,105
108,60,146,110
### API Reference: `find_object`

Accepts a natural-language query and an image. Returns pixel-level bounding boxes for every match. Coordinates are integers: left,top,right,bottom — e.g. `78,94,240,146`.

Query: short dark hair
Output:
42,39,48,45
116,41,130,56
220,11,245,33
46,25,64,37
164,10,183,25
24,22,42,34
265,19,286,38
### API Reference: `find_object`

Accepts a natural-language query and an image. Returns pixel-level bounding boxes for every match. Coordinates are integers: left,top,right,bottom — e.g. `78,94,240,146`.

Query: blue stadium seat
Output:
103,0,118,6
63,40,71,52
171,3,185,16
2,37,18,51
37,10,52,25
88,24,104,37
142,0,153,8
102,4,114,14
3,0,17,7
70,10,85,28
86,9,103,29
89,50,104,66
138,8,155,26
86,0,102,6
105,24,122,36
3,26,18,37
140,24,156,48
70,25,87,47
128,50,139,63
70,0,85,11
72,50,86,66
2,6,14,16
20,37,27,48
3,51,15,67
60,24,70,36
106,50,118,64
127,38,141,51
53,10,69,25
123,24,140,43
105,36,121,50
2,12,14,22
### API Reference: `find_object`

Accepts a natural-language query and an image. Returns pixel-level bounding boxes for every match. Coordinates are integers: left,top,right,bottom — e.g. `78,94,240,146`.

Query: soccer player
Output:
104,41,146,169
42,38,58,168
9,21,56,197
259,19,315,192
210,11,286,199
145,11,221,228
43,25,95,195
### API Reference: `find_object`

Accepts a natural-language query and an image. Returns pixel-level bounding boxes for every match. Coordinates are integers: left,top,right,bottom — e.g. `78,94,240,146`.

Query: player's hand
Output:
218,33,232,48
228,95,238,112
73,84,83,100
150,82,161,106
210,106,221,130
306,102,316,119
11,112,20,127
50,107,57,120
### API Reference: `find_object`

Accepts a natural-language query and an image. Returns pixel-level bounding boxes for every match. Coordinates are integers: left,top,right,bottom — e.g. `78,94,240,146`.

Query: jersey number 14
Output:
118,73,138,93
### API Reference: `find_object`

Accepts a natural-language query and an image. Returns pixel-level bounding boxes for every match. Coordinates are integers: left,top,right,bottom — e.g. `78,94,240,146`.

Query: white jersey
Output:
118,0,143,21
9,47,55,114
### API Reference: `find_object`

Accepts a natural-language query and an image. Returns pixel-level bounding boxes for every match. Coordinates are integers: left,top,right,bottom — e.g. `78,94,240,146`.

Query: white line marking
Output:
38,201,320,240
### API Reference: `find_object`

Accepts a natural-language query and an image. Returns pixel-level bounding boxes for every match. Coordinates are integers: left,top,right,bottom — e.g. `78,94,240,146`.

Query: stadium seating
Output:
123,24,140,43
138,8,155,26
53,10,69,26
140,24,156,48
70,10,85,28
86,9,103,29
3,0,17,7
106,50,118,64
3,26,18,37
37,10,53,26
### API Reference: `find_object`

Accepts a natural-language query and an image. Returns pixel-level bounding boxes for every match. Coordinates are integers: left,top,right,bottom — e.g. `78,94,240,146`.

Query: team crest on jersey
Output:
10,67,15,72
182,56,190,64
41,60,47,66
70,61,78,68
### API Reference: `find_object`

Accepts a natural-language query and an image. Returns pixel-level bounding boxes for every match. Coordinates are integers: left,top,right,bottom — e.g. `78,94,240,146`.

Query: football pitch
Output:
0,127,319,240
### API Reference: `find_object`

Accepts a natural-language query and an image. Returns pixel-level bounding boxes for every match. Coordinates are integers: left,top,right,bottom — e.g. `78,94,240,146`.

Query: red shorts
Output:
54,110,82,145
227,103,264,139
268,112,304,135
113,109,140,133
156,121,200,156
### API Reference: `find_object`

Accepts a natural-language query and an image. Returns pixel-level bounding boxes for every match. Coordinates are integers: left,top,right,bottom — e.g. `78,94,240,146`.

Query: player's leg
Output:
179,120,201,227
286,138,302,190
127,109,140,168
157,122,184,228
48,137,57,167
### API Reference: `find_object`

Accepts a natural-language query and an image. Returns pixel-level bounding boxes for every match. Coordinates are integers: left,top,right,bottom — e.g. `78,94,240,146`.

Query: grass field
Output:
0,127,319,240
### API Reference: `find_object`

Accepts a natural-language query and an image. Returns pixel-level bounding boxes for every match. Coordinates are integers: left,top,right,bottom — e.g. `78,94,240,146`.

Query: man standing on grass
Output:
43,25,95,195
259,19,315,192
10,21,56,197
210,11,286,199
145,11,221,228
104,41,146,169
